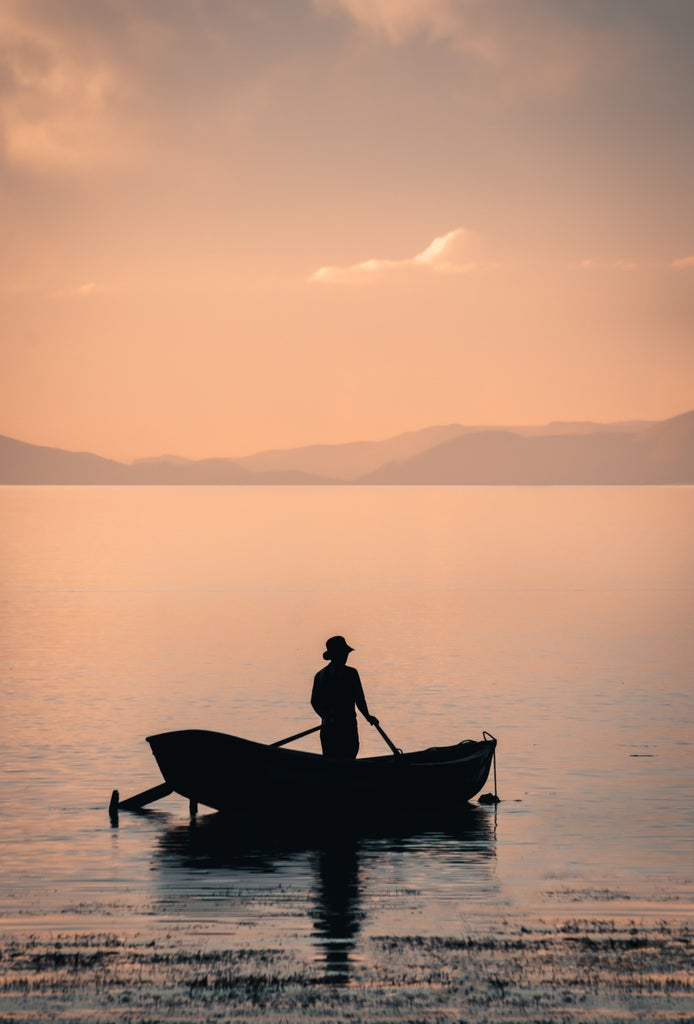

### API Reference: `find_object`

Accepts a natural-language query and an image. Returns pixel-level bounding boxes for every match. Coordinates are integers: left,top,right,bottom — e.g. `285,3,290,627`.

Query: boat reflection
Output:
154,807,497,982
311,835,363,982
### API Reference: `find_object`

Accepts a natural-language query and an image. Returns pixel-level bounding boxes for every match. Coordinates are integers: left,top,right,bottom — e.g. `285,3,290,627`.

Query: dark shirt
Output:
311,663,368,723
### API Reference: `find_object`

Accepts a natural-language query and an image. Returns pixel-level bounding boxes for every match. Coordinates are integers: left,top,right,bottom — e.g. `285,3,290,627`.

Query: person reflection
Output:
311,835,363,982
311,636,378,759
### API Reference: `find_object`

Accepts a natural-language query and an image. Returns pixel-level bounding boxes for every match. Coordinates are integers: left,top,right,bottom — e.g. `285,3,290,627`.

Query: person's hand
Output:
368,715,379,726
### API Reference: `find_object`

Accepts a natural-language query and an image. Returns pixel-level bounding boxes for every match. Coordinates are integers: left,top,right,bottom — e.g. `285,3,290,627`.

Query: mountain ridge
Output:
358,411,694,484
0,413,691,484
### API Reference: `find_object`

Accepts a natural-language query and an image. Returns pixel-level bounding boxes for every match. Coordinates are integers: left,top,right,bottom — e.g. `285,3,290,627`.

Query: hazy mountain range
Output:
1,411,693,485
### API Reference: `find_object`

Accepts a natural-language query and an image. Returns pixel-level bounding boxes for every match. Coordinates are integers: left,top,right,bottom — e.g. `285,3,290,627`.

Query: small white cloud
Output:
73,282,98,296
672,255,694,270
309,227,484,283
413,228,479,270
52,282,99,298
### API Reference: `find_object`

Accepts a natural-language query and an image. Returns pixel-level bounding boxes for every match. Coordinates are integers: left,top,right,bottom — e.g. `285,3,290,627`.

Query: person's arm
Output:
353,670,379,725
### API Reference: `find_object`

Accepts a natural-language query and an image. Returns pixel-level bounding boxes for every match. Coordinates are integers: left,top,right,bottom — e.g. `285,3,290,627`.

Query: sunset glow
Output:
1,0,692,461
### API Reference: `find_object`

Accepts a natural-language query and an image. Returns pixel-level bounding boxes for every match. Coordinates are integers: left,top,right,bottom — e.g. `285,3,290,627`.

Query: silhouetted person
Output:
311,636,378,759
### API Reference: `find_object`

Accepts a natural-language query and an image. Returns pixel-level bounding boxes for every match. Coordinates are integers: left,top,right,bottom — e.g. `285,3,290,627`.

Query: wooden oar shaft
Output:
270,724,322,748
116,782,174,810
374,721,401,756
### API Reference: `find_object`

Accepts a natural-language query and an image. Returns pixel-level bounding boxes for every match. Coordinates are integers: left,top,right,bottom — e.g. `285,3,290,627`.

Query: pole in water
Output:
109,790,119,826
479,733,500,804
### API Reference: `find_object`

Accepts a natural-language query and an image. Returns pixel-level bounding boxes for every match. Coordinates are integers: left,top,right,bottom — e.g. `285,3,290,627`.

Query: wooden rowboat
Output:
138,728,497,817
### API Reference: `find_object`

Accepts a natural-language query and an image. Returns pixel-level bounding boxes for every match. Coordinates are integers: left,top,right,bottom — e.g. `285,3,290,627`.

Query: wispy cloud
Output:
309,228,488,283
580,258,638,272
51,282,101,298
313,0,641,102
0,4,135,173
580,256,694,273
314,0,492,54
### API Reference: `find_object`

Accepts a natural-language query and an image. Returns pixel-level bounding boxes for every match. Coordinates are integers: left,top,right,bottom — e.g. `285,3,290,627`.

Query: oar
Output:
272,721,402,756
270,724,322,748
109,781,175,824
373,721,402,756
113,782,173,812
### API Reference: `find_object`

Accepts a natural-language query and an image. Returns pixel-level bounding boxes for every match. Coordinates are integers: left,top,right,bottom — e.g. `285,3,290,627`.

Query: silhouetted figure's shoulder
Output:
314,663,360,681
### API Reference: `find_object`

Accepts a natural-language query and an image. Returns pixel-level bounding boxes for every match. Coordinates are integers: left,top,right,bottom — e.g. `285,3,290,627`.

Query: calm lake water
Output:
0,486,692,973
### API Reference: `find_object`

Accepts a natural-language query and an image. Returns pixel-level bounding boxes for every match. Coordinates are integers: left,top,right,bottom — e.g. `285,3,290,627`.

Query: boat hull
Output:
146,729,496,817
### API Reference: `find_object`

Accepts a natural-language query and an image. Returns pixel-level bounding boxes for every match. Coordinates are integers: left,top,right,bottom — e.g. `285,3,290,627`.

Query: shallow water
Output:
0,485,692,976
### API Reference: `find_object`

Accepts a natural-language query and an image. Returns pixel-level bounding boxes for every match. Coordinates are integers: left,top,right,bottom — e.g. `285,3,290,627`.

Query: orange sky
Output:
1,0,693,461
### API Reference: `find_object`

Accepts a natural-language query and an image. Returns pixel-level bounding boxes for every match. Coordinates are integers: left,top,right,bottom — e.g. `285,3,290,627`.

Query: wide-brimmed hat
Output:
323,635,354,660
